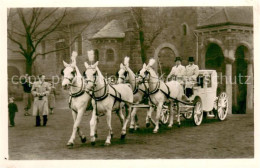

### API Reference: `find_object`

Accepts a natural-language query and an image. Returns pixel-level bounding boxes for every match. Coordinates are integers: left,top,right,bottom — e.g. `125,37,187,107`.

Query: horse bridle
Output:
118,67,129,82
62,67,77,84
139,69,161,95
62,67,89,95
85,69,109,101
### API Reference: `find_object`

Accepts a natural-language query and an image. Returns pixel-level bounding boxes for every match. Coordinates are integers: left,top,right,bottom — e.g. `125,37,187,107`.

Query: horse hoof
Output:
178,124,181,128
129,128,134,133
81,136,87,143
153,130,158,134
168,125,172,128
120,134,126,140
146,123,150,128
91,141,96,146
66,142,74,148
94,134,98,138
111,134,113,139
104,142,111,146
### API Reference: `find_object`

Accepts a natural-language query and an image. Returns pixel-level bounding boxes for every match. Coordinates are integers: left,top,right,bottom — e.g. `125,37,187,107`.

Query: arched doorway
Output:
158,47,175,75
205,43,225,94
8,66,22,100
8,66,20,78
232,46,248,114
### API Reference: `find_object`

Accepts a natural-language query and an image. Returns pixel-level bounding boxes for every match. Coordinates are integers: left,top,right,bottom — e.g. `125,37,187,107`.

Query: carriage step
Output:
131,104,150,108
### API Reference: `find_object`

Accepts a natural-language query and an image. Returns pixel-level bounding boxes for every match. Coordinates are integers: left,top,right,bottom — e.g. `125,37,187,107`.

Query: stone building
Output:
8,7,253,114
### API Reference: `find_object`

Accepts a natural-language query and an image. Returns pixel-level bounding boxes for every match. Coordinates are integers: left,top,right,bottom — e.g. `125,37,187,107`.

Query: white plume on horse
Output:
124,56,130,66
71,51,78,62
148,58,156,67
88,50,95,63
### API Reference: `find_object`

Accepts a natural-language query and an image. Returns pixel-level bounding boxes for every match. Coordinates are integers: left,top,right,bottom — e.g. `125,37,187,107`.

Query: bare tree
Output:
130,7,169,64
8,8,99,75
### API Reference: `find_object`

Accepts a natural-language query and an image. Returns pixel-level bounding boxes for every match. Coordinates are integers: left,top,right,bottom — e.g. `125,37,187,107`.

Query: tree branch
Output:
17,9,28,32
8,31,27,57
31,8,59,34
31,8,43,34
34,9,67,50
8,48,25,55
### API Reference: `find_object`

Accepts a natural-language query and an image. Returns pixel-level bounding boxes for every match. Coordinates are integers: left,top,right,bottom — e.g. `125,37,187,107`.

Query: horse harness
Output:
121,70,147,96
68,77,91,113
142,71,171,106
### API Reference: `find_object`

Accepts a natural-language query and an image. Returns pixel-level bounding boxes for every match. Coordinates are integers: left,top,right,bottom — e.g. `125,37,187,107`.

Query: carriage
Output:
132,69,229,127
61,52,229,147
178,70,228,126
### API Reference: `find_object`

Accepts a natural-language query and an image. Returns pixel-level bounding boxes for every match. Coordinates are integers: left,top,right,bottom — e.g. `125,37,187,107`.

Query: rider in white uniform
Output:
167,57,185,84
185,57,199,97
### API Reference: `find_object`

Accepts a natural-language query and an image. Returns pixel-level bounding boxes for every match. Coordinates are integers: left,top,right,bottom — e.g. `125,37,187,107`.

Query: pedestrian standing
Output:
21,74,32,116
31,74,50,127
48,82,56,114
8,97,18,127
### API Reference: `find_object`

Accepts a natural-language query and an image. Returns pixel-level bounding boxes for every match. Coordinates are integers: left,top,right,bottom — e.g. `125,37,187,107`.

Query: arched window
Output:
94,49,99,61
182,24,188,36
106,49,115,62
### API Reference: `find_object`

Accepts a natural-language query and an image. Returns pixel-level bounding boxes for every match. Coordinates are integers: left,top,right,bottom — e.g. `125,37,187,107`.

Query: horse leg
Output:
94,117,99,138
134,112,139,130
129,106,136,132
121,103,131,139
90,108,98,146
67,109,85,147
105,110,113,146
153,102,163,133
168,101,174,128
115,105,125,127
177,102,181,127
146,106,154,128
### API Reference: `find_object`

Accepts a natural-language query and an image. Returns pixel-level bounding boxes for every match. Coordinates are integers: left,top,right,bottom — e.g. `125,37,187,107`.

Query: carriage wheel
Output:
160,108,170,125
192,97,203,126
217,92,228,121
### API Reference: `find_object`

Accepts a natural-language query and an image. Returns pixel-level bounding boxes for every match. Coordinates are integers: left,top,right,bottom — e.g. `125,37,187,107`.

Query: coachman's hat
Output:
175,57,182,62
188,57,195,62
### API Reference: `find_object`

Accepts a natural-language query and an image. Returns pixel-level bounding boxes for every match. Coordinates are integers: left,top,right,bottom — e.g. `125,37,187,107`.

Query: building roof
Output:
197,7,253,28
91,19,125,39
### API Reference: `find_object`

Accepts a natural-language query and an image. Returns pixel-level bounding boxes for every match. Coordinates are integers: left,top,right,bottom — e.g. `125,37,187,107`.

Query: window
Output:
94,49,99,61
182,24,188,36
77,35,82,55
74,35,82,56
106,49,115,62
56,39,69,62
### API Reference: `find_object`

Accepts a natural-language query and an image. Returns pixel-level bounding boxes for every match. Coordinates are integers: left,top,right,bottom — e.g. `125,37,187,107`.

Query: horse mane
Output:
96,66,105,83
75,66,82,78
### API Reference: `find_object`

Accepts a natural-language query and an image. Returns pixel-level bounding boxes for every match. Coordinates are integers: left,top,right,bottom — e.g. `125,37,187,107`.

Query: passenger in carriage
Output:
166,57,186,84
185,56,199,98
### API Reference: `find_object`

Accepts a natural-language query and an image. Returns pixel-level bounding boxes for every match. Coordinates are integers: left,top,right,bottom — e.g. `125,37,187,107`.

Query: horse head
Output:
84,61,100,90
61,60,77,89
118,63,129,83
138,58,157,83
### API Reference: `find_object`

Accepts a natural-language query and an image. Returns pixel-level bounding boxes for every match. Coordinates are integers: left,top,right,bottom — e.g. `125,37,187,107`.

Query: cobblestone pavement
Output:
8,99,254,159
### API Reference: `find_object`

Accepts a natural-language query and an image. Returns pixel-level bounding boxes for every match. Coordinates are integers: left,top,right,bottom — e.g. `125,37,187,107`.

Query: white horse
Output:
117,57,149,132
61,58,92,148
84,61,134,146
138,59,184,133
